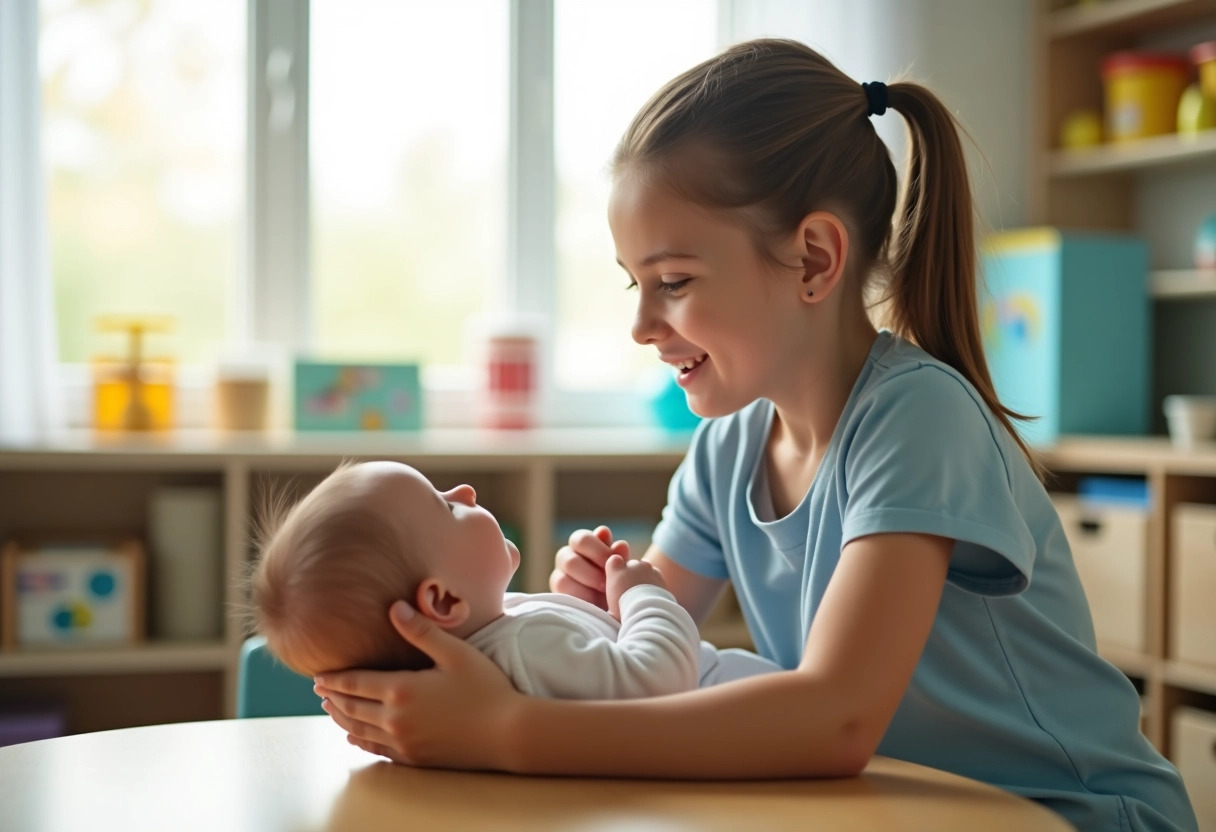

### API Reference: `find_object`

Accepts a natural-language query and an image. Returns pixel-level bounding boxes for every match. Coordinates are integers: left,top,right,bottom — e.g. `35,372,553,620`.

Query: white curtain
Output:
0,0,60,442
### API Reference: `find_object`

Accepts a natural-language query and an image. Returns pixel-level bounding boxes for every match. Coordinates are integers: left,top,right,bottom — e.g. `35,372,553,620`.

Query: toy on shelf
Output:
294,361,422,431
1197,214,1216,270
91,315,176,431
1,537,146,650
1177,84,1216,135
1195,41,1216,101
1101,52,1189,143
1059,108,1103,149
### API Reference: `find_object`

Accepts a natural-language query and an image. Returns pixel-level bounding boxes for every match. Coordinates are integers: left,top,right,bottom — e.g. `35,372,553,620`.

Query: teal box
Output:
294,362,422,431
980,229,1149,445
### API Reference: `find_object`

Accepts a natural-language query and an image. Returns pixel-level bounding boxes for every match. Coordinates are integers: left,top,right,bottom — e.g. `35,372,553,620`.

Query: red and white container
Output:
480,328,539,430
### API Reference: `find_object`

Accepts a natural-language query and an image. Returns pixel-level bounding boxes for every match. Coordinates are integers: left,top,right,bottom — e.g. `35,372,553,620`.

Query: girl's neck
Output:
769,319,879,459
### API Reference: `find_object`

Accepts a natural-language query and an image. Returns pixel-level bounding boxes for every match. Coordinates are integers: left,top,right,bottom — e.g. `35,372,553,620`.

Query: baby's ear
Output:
414,578,470,629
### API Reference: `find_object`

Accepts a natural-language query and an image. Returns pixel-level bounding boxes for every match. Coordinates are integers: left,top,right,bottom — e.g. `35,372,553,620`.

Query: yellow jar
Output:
1102,52,1190,142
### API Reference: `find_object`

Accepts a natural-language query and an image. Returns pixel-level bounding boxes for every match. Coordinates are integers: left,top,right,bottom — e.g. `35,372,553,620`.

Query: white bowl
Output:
1163,395,1216,447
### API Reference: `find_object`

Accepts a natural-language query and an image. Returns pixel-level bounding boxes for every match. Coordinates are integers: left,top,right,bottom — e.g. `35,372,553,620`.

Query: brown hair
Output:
613,38,1043,478
240,464,432,677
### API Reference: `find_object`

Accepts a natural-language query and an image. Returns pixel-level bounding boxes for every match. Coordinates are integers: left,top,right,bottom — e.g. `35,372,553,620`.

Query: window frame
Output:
54,0,730,428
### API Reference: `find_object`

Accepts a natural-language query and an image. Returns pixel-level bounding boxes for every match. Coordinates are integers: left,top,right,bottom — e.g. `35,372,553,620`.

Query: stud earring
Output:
806,290,814,297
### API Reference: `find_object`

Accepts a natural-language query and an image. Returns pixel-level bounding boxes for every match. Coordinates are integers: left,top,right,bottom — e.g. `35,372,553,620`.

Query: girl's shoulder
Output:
856,333,992,422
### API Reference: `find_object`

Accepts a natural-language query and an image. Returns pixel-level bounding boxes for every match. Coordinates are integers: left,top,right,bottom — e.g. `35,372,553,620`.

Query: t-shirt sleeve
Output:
840,366,1037,595
650,419,730,580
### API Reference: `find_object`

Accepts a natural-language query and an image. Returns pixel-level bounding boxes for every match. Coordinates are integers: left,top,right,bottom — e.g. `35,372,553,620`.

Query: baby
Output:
248,460,778,698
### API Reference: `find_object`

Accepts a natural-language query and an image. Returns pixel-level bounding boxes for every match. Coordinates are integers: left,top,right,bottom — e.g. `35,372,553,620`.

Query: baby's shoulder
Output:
502,592,618,632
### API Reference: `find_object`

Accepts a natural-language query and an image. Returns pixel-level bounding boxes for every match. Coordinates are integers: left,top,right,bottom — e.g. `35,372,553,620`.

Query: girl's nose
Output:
631,295,669,345
446,484,477,506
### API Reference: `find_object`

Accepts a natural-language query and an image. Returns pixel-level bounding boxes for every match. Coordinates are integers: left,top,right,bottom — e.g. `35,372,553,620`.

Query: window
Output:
553,0,718,391
40,0,244,365
36,0,727,427
310,0,508,367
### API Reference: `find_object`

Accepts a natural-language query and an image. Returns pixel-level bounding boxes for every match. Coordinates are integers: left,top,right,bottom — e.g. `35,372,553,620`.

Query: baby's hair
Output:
237,460,433,677
614,38,1044,479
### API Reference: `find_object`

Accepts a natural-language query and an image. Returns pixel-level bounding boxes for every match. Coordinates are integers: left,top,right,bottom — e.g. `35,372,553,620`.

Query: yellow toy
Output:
92,316,176,431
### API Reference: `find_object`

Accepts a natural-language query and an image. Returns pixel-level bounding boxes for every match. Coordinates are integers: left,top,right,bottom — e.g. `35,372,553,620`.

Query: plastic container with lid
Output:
1194,40,1216,101
1102,51,1191,142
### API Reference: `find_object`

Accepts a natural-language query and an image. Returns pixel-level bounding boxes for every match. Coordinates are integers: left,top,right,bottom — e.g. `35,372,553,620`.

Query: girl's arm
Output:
316,532,952,778
643,549,728,625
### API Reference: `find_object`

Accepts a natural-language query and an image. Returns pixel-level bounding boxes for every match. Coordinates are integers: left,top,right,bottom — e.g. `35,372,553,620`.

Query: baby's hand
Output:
605,554,668,621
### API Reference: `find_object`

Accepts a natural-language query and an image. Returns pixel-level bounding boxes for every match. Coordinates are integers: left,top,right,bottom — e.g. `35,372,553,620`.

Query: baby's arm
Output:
506,586,701,700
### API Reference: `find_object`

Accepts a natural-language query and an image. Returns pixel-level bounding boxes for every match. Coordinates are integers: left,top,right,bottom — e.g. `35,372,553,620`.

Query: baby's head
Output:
250,460,520,677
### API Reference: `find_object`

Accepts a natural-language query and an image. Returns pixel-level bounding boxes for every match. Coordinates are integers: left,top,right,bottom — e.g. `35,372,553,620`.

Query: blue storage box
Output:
980,228,1150,445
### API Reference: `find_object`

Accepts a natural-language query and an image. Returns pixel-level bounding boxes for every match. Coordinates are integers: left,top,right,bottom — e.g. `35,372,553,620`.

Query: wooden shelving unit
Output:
1036,437,1216,763
1031,9,1216,798
1151,269,1216,299
1048,129,1216,177
0,429,757,735
0,642,229,677
1048,0,1216,40
1031,0,1216,230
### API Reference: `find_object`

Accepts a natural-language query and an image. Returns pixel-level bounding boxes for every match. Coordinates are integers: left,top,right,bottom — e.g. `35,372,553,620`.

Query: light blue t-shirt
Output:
652,331,1197,832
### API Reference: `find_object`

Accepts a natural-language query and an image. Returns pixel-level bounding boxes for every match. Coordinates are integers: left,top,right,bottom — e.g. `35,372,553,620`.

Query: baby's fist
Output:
605,554,667,621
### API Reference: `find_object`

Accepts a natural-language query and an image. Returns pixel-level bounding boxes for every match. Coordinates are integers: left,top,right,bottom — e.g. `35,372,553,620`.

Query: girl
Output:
313,39,1198,832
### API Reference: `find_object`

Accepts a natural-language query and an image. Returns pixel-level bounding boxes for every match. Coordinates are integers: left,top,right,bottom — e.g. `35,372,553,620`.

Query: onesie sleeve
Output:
650,419,730,579
508,586,700,699
840,366,1037,595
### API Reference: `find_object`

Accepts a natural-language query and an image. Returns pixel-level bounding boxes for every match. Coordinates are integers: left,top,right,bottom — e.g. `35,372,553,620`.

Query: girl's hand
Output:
550,525,629,610
313,600,523,770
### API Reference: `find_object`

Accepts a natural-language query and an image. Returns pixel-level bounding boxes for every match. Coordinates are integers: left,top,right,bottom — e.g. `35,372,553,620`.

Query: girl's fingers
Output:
554,547,607,591
387,601,475,670
320,698,397,749
348,734,404,763
312,668,393,700
315,685,384,728
567,528,614,566
549,568,608,609
610,539,631,559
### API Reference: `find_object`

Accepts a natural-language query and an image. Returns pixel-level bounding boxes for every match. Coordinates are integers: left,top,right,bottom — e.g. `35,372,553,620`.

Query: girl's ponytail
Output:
885,83,1045,479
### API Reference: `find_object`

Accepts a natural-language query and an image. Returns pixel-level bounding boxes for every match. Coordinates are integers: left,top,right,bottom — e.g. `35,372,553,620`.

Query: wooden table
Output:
0,715,1072,831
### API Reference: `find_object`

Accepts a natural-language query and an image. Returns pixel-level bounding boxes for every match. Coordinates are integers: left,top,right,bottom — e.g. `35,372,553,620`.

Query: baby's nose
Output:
449,484,477,505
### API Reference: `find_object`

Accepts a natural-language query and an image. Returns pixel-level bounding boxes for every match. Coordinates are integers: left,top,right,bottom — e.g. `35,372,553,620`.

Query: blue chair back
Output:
237,635,325,718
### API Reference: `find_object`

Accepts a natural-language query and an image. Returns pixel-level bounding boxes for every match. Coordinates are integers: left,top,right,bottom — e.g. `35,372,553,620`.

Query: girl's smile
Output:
670,354,709,387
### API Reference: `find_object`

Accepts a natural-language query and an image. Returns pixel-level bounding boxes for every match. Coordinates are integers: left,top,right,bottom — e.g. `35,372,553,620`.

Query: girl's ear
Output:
413,578,470,629
795,211,849,302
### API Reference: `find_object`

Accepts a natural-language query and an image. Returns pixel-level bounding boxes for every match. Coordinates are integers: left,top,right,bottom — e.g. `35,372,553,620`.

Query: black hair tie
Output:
863,81,887,117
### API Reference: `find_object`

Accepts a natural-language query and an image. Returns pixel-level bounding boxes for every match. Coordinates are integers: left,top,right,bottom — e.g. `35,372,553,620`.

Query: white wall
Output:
720,0,1032,231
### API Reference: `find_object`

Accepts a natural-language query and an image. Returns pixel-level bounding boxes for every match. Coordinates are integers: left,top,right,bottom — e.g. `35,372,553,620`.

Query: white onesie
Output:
465,586,781,699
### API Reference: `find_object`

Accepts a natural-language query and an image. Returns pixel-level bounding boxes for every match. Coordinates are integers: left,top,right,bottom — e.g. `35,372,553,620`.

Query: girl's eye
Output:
624,277,691,293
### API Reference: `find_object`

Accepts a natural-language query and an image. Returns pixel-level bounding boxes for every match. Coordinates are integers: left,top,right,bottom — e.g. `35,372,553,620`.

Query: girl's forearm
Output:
502,670,873,779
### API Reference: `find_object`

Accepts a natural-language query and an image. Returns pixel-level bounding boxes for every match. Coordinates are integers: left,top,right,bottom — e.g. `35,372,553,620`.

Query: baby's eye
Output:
446,501,455,513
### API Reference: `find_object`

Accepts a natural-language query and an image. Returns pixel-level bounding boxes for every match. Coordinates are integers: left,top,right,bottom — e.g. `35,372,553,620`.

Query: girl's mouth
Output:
674,354,708,387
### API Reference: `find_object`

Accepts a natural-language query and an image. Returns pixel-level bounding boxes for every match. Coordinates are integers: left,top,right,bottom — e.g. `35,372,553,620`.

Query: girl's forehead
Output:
609,178,741,263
